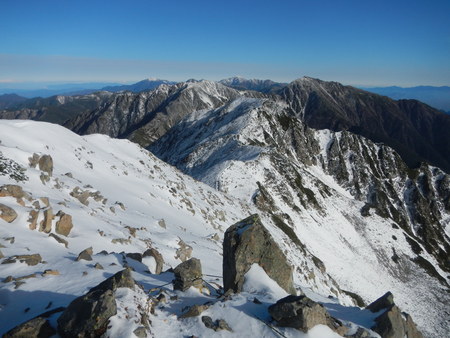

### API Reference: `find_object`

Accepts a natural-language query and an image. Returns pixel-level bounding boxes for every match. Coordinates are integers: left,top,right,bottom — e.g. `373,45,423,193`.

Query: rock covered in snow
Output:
223,214,295,294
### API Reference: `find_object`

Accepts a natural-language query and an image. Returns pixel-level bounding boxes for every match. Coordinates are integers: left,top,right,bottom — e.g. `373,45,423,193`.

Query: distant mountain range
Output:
360,85,450,113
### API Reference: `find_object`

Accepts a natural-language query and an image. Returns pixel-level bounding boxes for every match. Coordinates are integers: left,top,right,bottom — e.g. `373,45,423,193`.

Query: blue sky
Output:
1,0,449,87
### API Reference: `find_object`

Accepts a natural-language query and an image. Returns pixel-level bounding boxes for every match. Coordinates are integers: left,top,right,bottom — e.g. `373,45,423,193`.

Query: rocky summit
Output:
0,77,449,337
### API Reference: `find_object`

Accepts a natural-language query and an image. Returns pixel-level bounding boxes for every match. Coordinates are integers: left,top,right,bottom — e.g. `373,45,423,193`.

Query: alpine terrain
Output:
0,77,449,338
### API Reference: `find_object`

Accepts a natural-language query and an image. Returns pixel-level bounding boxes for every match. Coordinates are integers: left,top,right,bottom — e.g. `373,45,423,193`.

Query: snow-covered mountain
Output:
0,120,388,337
151,97,450,337
219,77,287,93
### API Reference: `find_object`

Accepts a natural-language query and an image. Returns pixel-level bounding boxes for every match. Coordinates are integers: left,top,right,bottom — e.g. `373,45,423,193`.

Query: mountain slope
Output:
0,120,369,337
282,77,450,174
151,97,450,338
64,80,262,148
220,77,287,93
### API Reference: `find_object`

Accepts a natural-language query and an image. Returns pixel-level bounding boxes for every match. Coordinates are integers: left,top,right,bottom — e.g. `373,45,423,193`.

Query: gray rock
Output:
179,304,210,318
38,155,53,176
175,239,192,262
57,269,135,337
55,212,73,236
223,214,295,294
76,247,93,261
126,252,142,262
133,326,147,338
173,257,203,291
367,292,423,338
3,317,56,338
200,316,232,332
0,203,17,223
268,295,342,333
143,248,165,274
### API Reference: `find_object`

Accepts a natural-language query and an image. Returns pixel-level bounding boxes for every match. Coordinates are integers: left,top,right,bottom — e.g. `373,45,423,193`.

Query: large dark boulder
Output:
367,292,423,338
3,317,56,338
172,257,203,291
223,214,295,294
268,295,345,334
57,269,135,337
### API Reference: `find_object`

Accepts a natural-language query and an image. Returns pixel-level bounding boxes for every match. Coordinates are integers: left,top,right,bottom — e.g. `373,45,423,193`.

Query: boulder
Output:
367,292,423,338
223,214,295,294
126,252,143,262
0,203,17,223
76,247,93,261
39,207,53,233
268,295,344,333
0,184,31,204
28,209,39,230
55,212,73,236
173,257,203,291
143,248,165,274
3,317,56,338
201,316,232,332
179,304,210,318
38,155,53,176
16,254,42,266
57,269,135,337
49,233,69,248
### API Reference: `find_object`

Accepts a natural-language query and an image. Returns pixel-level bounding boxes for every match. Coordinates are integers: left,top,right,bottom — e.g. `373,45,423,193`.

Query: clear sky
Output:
1,0,449,87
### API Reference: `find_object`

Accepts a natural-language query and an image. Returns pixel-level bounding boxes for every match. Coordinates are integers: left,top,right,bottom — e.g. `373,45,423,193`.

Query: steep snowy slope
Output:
151,97,450,338
0,120,377,337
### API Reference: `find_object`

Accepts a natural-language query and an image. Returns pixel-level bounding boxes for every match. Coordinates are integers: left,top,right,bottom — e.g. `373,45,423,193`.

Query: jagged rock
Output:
0,184,31,204
39,207,53,233
179,304,210,318
175,239,192,262
28,209,39,230
70,187,90,206
76,247,93,261
200,316,232,331
126,252,143,262
57,269,135,337
367,292,423,338
28,153,40,168
268,295,344,333
55,212,73,236
143,248,164,274
173,257,203,291
3,316,56,338
15,254,42,266
42,269,60,276
0,203,17,223
38,155,53,176
223,214,295,294
49,233,69,248
94,262,104,269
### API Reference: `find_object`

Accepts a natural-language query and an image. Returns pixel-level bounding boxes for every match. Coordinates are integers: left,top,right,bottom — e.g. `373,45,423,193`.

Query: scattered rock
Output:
0,184,31,204
57,269,135,337
3,275,13,283
55,212,73,236
39,207,53,233
111,238,131,245
28,153,40,168
367,292,423,338
201,316,232,332
223,214,295,294
158,219,166,229
179,304,210,318
143,248,165,274
268,295,345,334
76,247,93,261
3,316,56,338
115,201,126,210
0,203,18,223
38,155,53,176
42,269,60,277
49,233,69,248
126,252,143,262
173,257,203,291
70,187,90,206
133,326,148,338
14,254,42,266
175,239,193,262
28,209,39,230
94,262,104,270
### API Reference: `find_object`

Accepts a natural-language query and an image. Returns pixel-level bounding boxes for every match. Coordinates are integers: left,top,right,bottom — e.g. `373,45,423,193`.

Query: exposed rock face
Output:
268,295,344,333
3,316,56,338
223,214,295,294
367,292,423,338
143,248,164,274
57,269,135,337
0,203,17,223
55,212,73,236
76,247,93,261
172,257,203,291
38,155,53,176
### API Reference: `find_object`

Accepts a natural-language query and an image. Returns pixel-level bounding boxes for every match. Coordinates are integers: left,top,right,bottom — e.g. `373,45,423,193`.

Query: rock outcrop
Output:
172,257,203,291
268,295,346,334
0,203,17,223
223,214,295,294
57,269,135,337
55,212,73,236
143,248,164,274
76,247,93,261
367,292,423,338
